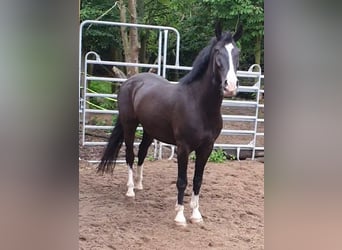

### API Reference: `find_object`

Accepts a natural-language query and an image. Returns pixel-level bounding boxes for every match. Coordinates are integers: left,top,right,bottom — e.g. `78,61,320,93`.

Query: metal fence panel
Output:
79,21,264,162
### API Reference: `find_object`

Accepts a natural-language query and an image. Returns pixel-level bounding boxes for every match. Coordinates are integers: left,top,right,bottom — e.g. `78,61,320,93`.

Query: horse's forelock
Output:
219,31,233,44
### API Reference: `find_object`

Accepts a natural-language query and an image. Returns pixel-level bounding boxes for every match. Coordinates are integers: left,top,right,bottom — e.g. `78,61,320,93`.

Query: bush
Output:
189,148,228,163
208,148,227,163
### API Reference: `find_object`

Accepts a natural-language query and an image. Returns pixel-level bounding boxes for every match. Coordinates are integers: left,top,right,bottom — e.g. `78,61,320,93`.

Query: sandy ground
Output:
79,159,264,250
79,103,264,249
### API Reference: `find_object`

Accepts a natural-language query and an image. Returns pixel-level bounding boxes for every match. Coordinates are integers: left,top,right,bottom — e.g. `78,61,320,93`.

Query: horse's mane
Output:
179,38,216,85
179,32,233,85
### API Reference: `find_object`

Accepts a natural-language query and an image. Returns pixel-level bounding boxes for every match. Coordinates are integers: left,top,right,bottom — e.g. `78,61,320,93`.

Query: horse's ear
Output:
233,23,243,42
215,21,222,40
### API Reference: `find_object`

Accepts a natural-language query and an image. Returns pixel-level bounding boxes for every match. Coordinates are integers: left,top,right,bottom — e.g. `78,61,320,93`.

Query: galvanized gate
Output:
79,20,264,162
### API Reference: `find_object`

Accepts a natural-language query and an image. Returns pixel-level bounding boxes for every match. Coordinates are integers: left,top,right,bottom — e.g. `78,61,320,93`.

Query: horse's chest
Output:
179,116,222,143
204,121,222,139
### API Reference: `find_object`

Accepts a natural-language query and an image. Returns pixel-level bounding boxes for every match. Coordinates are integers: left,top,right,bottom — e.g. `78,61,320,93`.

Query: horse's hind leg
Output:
123,122,138,197
136,130,153,190
190,144,214,223
174,144,190,226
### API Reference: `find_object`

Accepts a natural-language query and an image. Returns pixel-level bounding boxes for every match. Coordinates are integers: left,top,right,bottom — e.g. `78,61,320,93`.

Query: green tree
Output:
80,0,264,73
202,0,264,69
80,0,122,58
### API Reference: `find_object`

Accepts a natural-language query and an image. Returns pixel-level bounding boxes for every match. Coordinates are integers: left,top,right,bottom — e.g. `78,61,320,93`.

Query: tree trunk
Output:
111,66,127,94
127,0,140,76
254,34,261,67
137,0,147,64
118,0,140,77
119,0,130,73
112,66,127,79
139,31,148,64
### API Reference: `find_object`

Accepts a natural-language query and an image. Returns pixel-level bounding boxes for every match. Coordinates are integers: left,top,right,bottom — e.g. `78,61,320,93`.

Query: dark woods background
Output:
80,0,264,78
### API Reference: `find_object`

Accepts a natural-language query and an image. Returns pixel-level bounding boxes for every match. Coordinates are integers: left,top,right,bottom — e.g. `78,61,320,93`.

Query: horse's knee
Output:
176,177,188,191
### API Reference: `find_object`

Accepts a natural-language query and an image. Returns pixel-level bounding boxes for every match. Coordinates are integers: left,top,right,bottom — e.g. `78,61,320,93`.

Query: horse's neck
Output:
199,71,223,110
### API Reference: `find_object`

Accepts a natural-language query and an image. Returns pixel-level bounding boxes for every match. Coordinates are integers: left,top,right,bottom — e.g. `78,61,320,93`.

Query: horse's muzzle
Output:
224,80,238,97
224,88,237,97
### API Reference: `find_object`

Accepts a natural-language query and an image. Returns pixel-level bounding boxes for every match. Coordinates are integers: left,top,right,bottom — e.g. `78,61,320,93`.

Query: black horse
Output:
98,24,242,226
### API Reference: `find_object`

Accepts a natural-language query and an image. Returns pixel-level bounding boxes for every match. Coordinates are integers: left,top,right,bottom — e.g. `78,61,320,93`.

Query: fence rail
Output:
79,20,264,162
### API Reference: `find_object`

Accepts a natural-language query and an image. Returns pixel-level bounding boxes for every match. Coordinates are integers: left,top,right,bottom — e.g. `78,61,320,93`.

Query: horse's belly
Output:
140,121,176,145
134,94,176,145
154,133,176,145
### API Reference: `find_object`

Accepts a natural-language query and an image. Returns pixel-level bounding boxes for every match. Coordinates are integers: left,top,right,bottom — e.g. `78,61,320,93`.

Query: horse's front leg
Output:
126,164,135,197
174,145,189,226
190,144,213,223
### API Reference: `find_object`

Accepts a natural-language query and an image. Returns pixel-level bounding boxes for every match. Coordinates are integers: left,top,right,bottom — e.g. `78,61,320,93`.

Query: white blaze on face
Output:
224,43,238,93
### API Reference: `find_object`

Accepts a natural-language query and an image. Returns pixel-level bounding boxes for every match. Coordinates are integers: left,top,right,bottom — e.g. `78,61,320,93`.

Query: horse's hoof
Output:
174,220,187,227
126,190,135,197
135,183,143,190
190,217,203,224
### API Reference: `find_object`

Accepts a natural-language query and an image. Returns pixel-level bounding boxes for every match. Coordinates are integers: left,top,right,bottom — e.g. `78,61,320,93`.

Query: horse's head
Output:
213,23,242,97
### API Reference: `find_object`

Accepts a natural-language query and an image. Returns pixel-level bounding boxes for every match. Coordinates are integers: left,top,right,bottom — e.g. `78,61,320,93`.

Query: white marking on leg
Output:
190,192,203,223
174,204,187,226
224,43,238,93
136,164,143,190
126,165,135,197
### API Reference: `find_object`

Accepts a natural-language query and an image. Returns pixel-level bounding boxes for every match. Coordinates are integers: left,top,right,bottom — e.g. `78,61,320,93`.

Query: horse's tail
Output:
97,118,124,174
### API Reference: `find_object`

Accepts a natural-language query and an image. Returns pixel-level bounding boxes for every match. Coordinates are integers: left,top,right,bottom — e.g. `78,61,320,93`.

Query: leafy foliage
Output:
201,0,264,68
208,148,227,163
88,81,116,110
80,0,122,55
190,148,228,163
141,0,264,69
80,0,264,78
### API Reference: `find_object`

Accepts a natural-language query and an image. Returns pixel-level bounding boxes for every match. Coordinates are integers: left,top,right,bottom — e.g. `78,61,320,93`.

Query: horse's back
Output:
123,72,170,87
118,73,178,144
121,72,175,101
